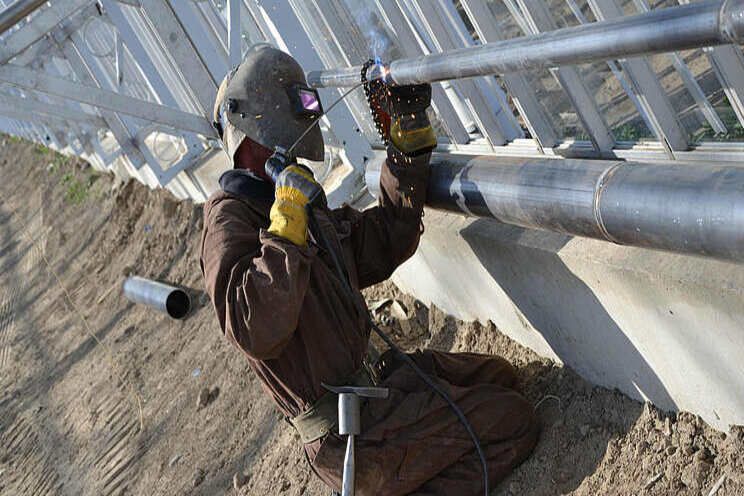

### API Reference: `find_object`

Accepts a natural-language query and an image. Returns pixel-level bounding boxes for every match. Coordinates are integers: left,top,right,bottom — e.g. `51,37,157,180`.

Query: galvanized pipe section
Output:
0,0,47,35
123,276,191,319
366,154,744,262
307,0,744,88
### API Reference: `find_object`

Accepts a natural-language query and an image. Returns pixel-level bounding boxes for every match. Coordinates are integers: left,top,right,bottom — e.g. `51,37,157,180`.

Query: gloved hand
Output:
267,164,325,246
368,81,437,156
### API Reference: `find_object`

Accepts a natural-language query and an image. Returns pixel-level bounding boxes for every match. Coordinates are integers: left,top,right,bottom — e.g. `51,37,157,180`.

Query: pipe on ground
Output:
123,276,191,319
0,0,48,35
366,154,744,262
307,0,744,88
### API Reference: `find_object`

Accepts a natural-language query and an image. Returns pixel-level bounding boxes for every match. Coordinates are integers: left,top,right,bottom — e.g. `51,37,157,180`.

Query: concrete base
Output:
392,209,744,431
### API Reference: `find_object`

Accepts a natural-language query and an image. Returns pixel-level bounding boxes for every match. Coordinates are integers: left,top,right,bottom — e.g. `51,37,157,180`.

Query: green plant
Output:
613,123,645,142
34,144,51,156
61,172,89,205
47,152,69,175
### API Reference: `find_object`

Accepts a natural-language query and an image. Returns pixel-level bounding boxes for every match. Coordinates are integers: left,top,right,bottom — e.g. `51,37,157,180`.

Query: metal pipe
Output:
123,276,191,319
307,0,744,88
0,0,47,35
366,154,744,262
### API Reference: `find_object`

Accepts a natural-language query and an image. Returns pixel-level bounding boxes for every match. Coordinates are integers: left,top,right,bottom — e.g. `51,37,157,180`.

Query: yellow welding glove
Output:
268,165,325,246
369,81,437,156
390,113,437,156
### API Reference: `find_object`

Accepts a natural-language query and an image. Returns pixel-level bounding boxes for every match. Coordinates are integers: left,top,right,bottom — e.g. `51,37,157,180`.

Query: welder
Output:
200,44,539,495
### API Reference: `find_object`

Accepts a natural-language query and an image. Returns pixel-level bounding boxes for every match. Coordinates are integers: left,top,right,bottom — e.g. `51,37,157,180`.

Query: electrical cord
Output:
306,207,489,496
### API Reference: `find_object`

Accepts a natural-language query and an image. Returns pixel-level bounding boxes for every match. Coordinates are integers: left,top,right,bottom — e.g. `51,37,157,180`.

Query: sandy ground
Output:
0,137,741,496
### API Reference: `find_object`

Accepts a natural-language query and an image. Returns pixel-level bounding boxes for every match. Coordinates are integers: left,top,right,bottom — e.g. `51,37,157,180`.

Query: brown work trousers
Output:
306,349,540,495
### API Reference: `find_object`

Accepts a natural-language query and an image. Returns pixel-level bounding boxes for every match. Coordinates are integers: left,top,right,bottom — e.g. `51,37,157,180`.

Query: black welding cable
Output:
306,208,490,495
286,66,489,493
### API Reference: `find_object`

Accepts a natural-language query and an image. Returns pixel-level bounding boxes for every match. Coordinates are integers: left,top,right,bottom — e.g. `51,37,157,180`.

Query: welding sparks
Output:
374,57,391,82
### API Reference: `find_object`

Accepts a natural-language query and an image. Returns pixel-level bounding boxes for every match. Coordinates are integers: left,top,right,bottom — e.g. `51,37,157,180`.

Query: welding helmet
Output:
213,44,325,166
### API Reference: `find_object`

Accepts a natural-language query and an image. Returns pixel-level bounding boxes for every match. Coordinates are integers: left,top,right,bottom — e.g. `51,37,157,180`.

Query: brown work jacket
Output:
199,146,428,419
200,148,539,494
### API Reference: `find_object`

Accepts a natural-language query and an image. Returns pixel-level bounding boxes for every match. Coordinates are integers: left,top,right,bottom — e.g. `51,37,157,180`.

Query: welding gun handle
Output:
265,152,290,182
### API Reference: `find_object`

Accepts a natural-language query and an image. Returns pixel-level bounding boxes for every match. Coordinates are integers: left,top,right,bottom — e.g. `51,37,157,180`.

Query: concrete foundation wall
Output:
392,210,744,431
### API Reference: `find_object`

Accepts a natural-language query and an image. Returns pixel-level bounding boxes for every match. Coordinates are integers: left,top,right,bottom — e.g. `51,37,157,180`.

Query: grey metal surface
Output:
307,0,744,88
122,276,191,319
460,0,558,151
517,0,615,153
586,0,688,155
343,434,355,496
0,0,46,35
0,0,89,64
338,393,360,436
375,0,470,144
0,63,217,137
411,0,522,145
366,153,744,262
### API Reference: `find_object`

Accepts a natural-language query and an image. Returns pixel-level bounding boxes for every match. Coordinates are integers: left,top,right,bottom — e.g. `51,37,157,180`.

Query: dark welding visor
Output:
286,84,323,118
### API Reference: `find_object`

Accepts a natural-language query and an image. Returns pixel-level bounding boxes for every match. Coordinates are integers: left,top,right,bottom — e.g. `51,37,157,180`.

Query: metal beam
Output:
367,152,744,262
516,0,614,152
227,0,241,67
0,0,89,64
630,0,724,135
0,64,218,137
705,45,744,128
375,0,470,144
460,0,559,150
0,0,46,35
675,0,744,129
60,37,147,168
138,0,218,117
410,0,521,146
101,0,206,183
0,101,92,131
586,0,688,154
307,0,744,88
0,93,108,129
166,0,229,84
564,0,658,142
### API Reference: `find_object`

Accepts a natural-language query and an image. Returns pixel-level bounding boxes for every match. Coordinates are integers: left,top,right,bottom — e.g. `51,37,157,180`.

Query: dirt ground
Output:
0,137,741,496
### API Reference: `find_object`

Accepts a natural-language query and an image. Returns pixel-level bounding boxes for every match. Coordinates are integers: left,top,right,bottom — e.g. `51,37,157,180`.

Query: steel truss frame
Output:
0,0,741,202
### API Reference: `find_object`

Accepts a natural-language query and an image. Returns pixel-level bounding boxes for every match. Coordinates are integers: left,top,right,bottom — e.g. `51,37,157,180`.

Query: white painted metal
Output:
0,93,107,128
0,0,89,64
459,0,559,151
518,0,615,152
227,0,241,67
0,63,217,137
633,0,726,135
564,0,659,142
587,0,689,155
410,0,520,146
138,0,218,117
374,0,470,144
